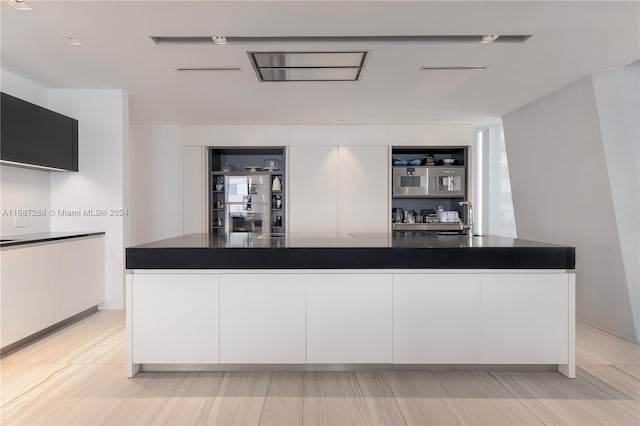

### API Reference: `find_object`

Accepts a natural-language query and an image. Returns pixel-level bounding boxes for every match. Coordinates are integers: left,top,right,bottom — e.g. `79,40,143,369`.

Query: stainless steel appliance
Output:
392,167,428,197
225,174,270,235
428,167,465,197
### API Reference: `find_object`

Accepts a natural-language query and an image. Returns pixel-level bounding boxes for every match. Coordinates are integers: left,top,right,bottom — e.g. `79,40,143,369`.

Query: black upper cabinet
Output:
1,92,78,171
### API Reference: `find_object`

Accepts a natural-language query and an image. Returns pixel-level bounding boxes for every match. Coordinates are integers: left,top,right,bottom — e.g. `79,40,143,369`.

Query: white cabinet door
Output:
306,274,392,363
393,274,480,363
183,146,206,234
481,273,569,364
219,274,305,363
338,146,389,233
288,146,338,233
55,236,105,321
1,245,57,347
132,273,219,364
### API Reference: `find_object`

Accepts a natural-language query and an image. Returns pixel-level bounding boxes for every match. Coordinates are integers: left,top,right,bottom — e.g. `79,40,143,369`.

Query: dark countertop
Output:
0,231,106,248
126,233,575,270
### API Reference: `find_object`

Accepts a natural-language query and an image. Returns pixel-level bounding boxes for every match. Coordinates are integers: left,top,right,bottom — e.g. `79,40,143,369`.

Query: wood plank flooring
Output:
1,311,638,425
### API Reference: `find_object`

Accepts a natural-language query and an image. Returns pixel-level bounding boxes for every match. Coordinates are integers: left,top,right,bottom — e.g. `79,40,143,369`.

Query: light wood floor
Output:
1,311,638,425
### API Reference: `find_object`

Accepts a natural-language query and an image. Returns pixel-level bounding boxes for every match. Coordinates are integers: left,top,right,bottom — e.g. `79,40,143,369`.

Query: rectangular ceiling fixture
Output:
249,51,367,82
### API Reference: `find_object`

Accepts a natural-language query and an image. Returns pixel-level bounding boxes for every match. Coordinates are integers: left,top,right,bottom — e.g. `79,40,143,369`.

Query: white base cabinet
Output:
480,273,569,364
1,244,57,347
393,274,480,363
127,270,575,378
55,237,105,321
306,274,392,363
220,274,305,363
1,236,105,349
132,273,219,364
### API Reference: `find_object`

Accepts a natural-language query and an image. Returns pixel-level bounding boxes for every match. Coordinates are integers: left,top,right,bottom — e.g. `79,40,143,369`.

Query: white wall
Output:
1,68,48,106
503,71,639,342
48,90,129,310
129,125,183,246
592,61,640,342
0,69,51,235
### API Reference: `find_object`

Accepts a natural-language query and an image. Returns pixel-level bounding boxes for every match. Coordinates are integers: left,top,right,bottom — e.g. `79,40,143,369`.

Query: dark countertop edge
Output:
126,246,576,270
0,232,106,248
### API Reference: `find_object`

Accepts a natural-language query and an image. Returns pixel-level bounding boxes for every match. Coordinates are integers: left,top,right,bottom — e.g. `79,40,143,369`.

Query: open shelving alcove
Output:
391,146,470,231
208,147,287,236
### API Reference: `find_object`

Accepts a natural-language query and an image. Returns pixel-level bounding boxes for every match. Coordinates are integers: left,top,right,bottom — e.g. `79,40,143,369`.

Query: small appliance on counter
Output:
392,205,463,233
392,207,403,223
437,210,460,223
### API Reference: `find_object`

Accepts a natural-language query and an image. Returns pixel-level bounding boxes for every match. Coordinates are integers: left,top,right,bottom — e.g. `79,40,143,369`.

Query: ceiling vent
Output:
150,35,531,45
176,67,241,72
248,51,367,82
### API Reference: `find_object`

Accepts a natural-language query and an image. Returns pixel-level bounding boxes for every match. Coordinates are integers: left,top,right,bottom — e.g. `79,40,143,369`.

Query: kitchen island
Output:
125,233,576,378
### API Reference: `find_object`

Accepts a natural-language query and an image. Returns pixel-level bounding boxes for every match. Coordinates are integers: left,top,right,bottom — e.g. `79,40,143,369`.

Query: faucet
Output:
458,201,473,237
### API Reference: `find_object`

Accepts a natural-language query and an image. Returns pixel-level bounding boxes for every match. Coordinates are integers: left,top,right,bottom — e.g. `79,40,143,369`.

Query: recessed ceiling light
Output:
4,0,32,10
212,36,227,45
481,34,500,44
420,66,486,71
63,36,83,46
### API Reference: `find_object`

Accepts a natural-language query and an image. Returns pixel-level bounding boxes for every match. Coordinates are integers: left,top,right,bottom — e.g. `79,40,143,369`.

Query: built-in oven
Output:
428,167,465,197
229,211,265,233
392,167,428,197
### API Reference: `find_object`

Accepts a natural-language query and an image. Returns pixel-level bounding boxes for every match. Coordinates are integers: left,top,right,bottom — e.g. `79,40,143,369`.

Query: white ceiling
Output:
1,1,638,125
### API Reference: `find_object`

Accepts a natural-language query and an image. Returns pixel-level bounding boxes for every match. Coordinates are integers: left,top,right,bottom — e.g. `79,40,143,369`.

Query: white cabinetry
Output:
337,146,389,233
220,274,305,363
1,245,57,347
288,146,339,233
306,273,392,363
55,237,105,321
481,273,569,363
393,274,480,363
126,269,574,377
132,273,219,364
289,145,389,233
1,236,105,349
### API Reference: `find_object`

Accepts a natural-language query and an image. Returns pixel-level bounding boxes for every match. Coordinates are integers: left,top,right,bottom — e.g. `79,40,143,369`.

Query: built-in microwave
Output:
392,167,428,197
